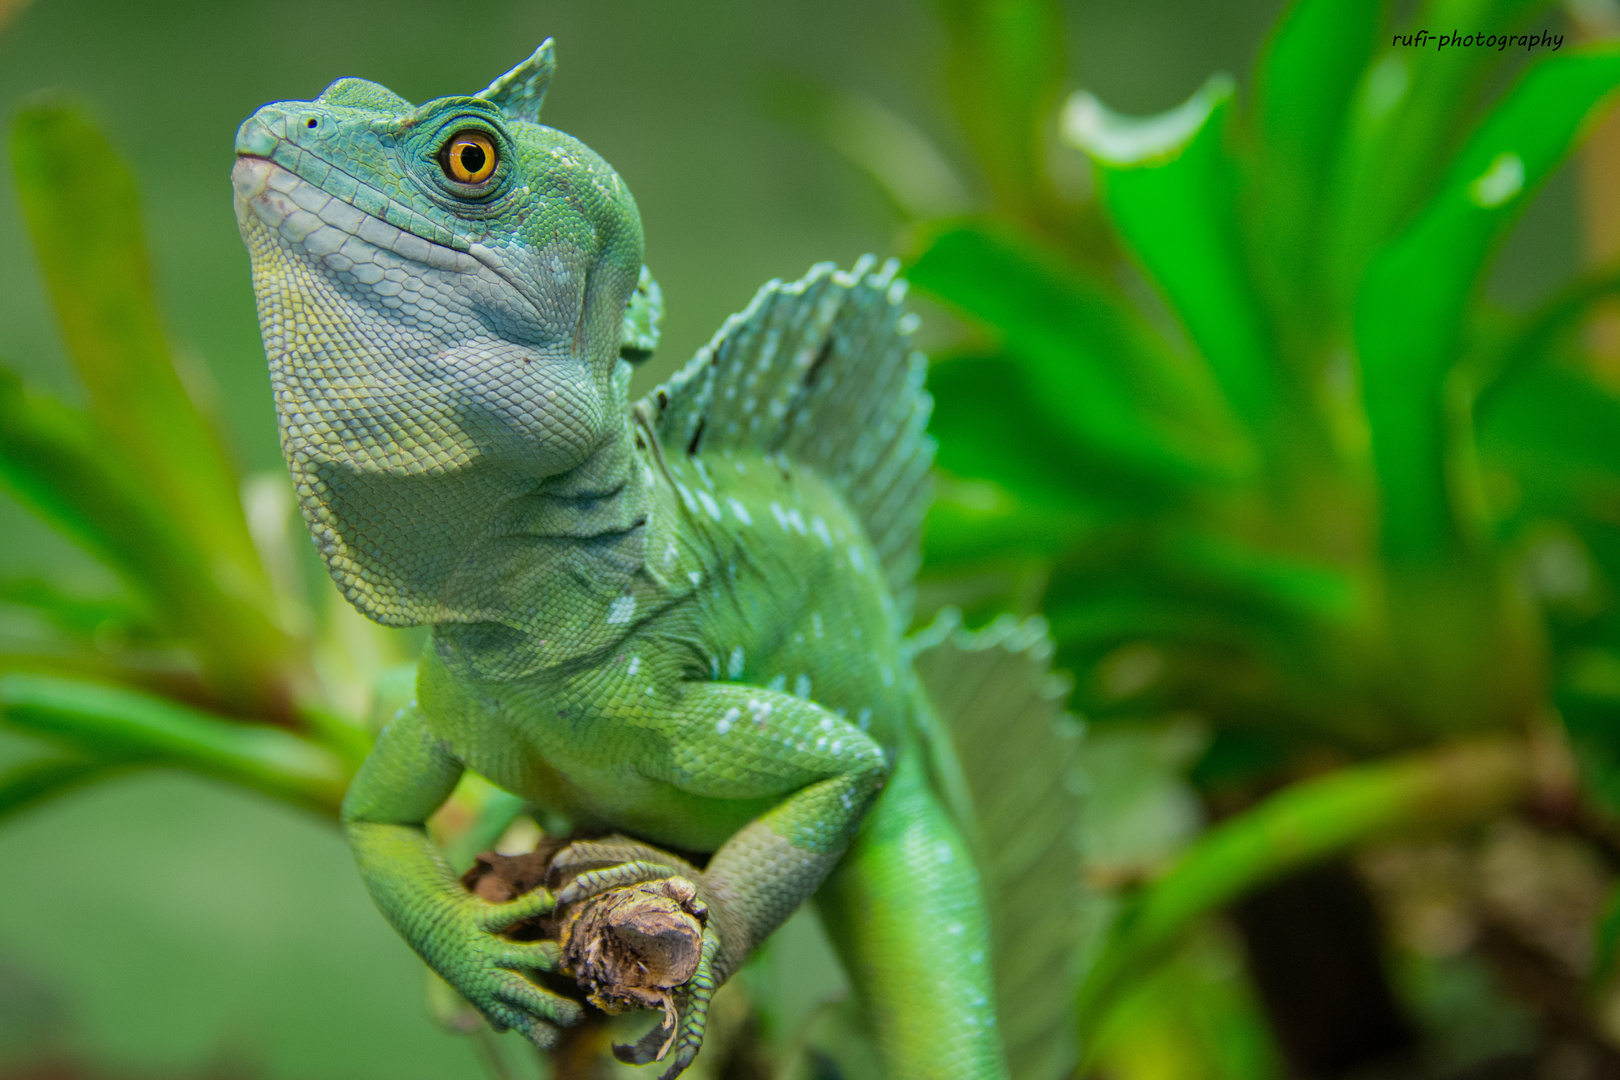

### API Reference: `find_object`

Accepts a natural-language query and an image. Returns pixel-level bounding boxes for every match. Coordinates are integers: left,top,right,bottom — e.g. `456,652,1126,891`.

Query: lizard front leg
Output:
557,682,889,1077
342,704,582,1044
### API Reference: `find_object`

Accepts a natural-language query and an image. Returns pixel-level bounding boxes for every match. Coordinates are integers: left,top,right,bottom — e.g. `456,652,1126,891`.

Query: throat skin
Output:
427,386,698,684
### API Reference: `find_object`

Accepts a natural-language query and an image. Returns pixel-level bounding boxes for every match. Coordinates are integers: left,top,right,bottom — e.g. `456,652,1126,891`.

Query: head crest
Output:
477,39,555,124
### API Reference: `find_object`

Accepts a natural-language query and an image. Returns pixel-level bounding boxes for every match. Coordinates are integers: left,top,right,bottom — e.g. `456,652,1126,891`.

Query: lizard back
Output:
640,257,934,628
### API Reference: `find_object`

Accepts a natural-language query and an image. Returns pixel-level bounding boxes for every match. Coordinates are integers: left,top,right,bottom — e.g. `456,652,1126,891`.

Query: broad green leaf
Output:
0,673,350,815
909,224,1240,496
1076,738,1529,1042
1557,650,1620,820
1089,929,1283,1080
1325,0,1556,310
1477,363,1620,497
1250,0,1385,332
922,474,1095,571
11,102,271,610
933,0,1064,222
1064,78,1288,451
927,353,1189,514
0,368,293,704
1357,47,1620,561
1474,259,1620,414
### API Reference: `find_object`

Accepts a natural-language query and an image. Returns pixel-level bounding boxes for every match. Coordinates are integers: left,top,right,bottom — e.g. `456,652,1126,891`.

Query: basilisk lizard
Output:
233,40,1076,1080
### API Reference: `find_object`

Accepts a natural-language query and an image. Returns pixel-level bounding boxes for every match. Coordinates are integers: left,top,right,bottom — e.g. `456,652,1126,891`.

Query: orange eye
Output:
441,130,497,184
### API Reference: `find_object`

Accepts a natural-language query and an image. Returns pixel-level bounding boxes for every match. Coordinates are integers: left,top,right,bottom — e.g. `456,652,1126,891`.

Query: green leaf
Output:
0,755,136,823
1075,738,1529,1044
1356,47,1620,561
909,224,1239,500
1063,78,1288,451
0,577,157,644
764,76,971,220
1325,0,1557,310
0,673,350,815
11,101,271,612
1250,0,1385,331
1474,258,1620,415
1477,363,1620,499
922,474,1095,571
0,368,293,704
933,0,1065,221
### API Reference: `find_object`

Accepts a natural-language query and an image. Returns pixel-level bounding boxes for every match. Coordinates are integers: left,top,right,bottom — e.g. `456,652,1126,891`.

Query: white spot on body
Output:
811,516,833,547
726,498,753,526
935,841,955,864
770,501,790,530
663,542,677,566
948,922,964,936
768,673,787,692
880,664,894,686
607,595,637,624
812,612,824,639
696,490,723,522
689,571,702,585
627,657,641,676
729,647,745,679
795,674,811,699
857,707,872,730
717,707,740,734
849,546,866,572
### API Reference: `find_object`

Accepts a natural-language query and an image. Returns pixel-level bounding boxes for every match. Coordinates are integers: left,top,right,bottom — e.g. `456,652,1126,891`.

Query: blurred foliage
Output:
10,0,1620,1078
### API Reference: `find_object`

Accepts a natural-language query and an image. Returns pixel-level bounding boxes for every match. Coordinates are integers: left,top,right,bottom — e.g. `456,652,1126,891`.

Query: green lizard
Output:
232,40,1074,1079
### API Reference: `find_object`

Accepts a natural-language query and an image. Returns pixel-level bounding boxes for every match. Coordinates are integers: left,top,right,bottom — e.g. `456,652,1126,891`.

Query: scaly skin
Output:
232,41,1007,1079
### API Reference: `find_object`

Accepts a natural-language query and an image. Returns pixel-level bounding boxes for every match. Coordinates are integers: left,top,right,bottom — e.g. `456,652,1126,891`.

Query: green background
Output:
0,1,1578,1076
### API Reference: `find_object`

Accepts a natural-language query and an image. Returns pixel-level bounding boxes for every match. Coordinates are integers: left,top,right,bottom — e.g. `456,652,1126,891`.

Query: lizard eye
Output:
440,130,497,184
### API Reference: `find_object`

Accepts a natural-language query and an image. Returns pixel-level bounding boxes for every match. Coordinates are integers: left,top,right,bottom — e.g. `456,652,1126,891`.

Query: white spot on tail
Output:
729,647,745,679
768,673,787,692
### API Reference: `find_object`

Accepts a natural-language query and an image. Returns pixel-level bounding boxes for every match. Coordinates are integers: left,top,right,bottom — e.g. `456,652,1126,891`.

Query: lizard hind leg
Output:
815,744,1012,1080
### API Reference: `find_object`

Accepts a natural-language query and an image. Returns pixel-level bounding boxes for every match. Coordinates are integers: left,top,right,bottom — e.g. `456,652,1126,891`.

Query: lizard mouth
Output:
231,153,548,327
231,154,471,275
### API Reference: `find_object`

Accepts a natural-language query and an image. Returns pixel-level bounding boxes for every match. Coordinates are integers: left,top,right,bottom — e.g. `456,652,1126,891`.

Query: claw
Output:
613,1012,676,1065
556,859,679,906
495,939,561,973
475,885,556,932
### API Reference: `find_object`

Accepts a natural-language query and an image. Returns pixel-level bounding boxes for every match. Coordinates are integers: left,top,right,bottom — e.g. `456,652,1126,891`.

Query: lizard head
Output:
233,41,651,625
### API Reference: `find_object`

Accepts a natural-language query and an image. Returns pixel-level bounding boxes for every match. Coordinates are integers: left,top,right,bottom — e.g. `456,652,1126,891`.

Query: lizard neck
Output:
428,402,680,681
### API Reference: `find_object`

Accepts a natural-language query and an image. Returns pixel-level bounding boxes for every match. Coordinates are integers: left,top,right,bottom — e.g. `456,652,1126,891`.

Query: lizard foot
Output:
544,838,725,1078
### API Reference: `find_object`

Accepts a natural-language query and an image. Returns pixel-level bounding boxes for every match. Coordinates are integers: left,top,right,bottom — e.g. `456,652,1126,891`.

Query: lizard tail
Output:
908,609,1086,1080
